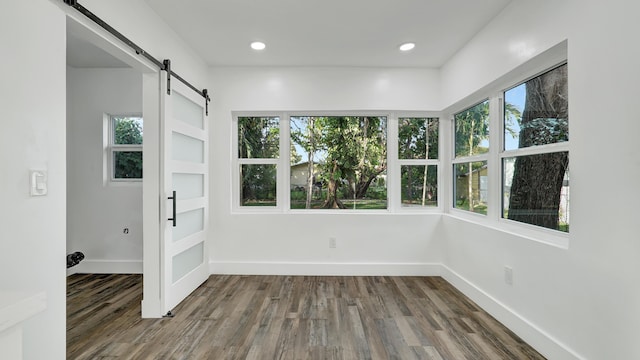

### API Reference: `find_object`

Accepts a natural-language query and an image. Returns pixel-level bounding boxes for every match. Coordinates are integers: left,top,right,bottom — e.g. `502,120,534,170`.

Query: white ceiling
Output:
67,0,512,69
144,0,512,68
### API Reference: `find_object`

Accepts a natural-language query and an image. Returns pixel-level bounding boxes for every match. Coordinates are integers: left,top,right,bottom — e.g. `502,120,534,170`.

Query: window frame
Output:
395,114,442,211
444,56,570,247
498,63,570,233
232,111,442,214
233,112,284,211
451,99,491,216
105,114,143,184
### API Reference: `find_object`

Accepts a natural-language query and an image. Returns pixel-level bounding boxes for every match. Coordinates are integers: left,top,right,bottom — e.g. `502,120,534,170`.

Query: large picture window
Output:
235,113,440,213
289,116,387,210
453,101,490,214
502,64,569,232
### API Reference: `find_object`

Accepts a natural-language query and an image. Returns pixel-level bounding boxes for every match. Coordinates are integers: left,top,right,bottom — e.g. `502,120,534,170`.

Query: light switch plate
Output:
30,170,47,196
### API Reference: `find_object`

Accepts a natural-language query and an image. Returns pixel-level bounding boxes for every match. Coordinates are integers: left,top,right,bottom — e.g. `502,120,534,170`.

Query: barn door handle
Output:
168,191,177,227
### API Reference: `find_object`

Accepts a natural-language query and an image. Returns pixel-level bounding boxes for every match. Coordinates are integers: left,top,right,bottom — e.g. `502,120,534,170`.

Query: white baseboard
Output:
209,261,443,276
440,264,584,360
66,259,143,276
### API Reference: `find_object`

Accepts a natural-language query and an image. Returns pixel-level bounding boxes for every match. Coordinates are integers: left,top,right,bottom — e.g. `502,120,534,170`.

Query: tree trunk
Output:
507,65,568,229
405,135,413,203
323,161,345,209
467,162,474,211
305,117,315,209
467,119,475,211
421,119,430,206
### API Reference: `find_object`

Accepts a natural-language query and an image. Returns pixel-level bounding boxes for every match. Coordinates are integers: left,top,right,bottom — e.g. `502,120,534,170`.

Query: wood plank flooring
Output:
67,274,545,360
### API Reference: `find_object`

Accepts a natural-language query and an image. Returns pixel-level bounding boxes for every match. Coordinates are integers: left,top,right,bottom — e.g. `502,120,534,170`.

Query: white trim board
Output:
66,259,143,276
439,265,585,360
209,261,443,277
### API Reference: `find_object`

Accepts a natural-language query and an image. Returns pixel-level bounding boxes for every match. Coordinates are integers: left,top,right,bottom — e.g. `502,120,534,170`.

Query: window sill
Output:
106,180,143,187
445,211,569,249
231,207,444,215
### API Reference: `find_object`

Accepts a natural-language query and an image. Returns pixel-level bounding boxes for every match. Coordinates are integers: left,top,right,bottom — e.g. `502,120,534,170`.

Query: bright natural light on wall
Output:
251,41,266,50
399,42,415,51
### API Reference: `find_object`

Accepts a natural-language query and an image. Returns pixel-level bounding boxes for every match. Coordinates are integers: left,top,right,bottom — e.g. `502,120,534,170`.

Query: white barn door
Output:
160,70,209,315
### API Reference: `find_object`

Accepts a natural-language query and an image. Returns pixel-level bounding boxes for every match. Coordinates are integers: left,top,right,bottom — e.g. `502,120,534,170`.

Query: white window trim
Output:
394,112,443,213
104,113,143,185
496,64,570,237
232,112,283,212
232,111,442,214
443,47,569,247
450,99,491,216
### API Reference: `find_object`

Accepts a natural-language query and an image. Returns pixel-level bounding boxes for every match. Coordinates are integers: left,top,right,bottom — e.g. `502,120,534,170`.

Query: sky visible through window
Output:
504,83,526,151
290,117,325,165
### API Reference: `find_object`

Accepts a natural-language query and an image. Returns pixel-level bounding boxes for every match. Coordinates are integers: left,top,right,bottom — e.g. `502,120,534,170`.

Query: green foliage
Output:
400,165,437,206
454,101,489,157
238,117,279,159
398,118,438,160
114,117,143,145
114,151,142,179
290,116,388,209
504,102,522,140
290,144,302,165
238,117,279,205
113,117,143,179
241,164,276,205
319,116,387,202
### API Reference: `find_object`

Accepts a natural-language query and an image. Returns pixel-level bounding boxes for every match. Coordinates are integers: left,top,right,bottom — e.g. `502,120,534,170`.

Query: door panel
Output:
161,71,209,314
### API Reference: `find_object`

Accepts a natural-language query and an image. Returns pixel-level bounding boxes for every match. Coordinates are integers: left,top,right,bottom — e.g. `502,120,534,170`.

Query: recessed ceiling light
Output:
399,42,415,52
251,41,266,50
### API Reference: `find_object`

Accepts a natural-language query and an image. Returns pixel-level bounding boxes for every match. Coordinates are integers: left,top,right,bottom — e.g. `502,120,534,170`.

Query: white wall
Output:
67,67,143,274
0,1,66,359
209,67,445,275
80,0,209,90
439,0,640,359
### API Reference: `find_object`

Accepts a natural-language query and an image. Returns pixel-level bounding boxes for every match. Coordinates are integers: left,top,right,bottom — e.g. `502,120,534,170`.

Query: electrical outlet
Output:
329,237,337,248
504,266,513,285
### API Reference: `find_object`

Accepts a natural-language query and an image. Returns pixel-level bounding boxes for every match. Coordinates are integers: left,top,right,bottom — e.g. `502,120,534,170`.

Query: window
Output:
234,112,442,213
398,118,439,207
109,116,143,181
502,64,569,232
289,116,387,210
237,116,279,207
453,101,490,214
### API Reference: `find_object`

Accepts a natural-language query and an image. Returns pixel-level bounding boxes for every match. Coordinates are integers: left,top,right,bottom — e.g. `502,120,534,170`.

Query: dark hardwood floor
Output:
67,274,545,359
